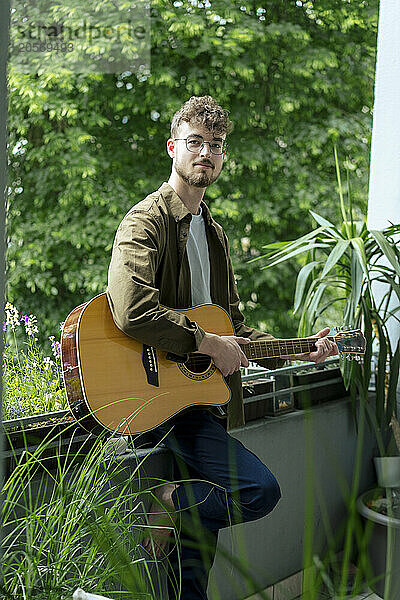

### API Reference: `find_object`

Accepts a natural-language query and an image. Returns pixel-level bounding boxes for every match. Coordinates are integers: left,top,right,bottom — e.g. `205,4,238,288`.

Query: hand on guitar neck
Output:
282,327,338,363
198,327,338,376
198,333,250,376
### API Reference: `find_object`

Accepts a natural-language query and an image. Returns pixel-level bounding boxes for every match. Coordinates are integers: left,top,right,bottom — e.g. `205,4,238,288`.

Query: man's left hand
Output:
283,327,338,363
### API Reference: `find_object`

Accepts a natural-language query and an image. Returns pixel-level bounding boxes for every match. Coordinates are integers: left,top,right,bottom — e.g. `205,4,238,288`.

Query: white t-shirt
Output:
186,206,212,306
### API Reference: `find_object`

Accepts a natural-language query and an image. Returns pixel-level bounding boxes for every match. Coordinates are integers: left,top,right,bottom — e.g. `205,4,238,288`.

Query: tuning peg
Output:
335,325,351,333
344,354,363,363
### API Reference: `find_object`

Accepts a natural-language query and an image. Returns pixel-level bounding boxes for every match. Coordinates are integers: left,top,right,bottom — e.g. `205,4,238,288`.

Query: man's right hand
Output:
197,333,250,376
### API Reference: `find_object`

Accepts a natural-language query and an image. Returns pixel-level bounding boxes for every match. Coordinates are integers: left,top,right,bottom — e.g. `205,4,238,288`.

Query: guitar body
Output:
61,293,233,435
62,293,366,436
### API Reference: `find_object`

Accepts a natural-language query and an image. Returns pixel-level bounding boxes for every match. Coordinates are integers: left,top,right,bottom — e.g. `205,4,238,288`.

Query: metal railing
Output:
241,358,345,407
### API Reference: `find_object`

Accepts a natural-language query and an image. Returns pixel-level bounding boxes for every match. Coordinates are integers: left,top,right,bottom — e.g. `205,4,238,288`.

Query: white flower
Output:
49,336,61,358
5,302,20,329
43,357,54,369
21,314,39,336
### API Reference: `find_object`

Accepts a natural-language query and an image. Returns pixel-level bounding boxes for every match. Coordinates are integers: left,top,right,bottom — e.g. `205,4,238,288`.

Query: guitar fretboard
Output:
243,336,335,360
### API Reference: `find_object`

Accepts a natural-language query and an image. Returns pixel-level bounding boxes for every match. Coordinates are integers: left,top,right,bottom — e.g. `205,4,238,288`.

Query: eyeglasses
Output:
174,136,227,155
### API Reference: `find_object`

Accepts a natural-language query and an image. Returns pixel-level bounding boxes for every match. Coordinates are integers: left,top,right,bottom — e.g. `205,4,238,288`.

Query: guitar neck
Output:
243,336,335,360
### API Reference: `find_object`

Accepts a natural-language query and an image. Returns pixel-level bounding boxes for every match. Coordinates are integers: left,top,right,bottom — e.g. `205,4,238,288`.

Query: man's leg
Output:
162,516,218,600
145,420,219,600
146,409,282,598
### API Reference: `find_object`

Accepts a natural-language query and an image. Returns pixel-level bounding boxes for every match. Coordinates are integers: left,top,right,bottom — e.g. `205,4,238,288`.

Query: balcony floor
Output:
290,592,381,600
245,580,383,600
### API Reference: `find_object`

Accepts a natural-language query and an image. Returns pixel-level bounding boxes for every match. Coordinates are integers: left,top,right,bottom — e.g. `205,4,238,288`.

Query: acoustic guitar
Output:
61,293,366,435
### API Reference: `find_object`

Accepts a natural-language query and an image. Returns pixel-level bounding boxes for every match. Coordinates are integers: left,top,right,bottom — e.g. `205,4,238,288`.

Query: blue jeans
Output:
147,410,281,599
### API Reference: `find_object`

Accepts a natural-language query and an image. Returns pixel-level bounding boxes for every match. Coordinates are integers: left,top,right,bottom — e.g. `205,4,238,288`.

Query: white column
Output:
368,0,400,229
367,0,400,415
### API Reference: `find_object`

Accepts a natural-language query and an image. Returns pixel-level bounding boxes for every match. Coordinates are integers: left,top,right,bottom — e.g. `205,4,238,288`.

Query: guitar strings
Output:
186,332,361,368
186,338,322,369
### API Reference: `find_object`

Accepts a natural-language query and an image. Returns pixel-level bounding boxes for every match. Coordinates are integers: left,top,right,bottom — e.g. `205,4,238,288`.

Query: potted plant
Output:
252,149,400,597
2,301,68,422
252,149,400,454
373,408,400,489
356,401,400,599
2,302,93,475
356,483,400,599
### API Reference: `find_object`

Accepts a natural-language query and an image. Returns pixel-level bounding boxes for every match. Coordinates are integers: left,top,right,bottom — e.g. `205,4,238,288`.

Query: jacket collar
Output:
159,182,213,226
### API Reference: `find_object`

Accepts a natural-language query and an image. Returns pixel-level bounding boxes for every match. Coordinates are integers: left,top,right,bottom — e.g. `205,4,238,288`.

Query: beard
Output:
174,157,220,188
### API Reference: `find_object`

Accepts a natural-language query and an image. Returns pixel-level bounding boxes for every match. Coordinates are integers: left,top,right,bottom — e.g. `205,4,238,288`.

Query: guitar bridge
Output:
142,344,159,387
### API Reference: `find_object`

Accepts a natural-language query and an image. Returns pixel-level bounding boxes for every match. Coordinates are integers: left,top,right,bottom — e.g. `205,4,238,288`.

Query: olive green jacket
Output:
106,182,284,430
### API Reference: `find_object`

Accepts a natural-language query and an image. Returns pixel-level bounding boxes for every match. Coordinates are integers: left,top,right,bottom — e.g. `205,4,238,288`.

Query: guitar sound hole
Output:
185,354,212,374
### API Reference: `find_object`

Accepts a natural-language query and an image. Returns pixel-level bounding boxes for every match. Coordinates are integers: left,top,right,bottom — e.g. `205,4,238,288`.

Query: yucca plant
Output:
251,150,400,599
253,148,400,457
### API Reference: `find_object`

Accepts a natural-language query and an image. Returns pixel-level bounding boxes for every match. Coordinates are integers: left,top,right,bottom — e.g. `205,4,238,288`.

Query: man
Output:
107,95,337,599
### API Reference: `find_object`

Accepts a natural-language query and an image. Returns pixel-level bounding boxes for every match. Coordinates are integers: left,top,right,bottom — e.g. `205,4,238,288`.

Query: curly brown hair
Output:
170,95,233,138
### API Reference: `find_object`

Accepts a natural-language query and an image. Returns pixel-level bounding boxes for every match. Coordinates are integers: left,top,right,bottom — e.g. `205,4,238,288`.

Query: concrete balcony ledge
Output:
208,396,377,600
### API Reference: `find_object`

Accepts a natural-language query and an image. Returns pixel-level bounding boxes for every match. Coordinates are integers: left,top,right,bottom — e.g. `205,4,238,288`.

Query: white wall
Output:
367,0,400,414
367,0,400,230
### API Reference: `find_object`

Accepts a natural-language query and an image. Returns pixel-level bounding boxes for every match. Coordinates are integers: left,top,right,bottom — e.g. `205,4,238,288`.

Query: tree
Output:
6,0,378,342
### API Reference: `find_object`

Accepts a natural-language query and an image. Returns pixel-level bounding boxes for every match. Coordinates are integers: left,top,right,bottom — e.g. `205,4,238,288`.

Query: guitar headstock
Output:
333,328,366,358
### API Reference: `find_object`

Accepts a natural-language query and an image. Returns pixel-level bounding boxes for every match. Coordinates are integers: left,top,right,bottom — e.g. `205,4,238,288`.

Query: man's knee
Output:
245,473,282,521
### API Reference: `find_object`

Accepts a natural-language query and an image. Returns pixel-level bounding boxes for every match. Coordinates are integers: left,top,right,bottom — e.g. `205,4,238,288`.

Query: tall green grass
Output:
2,424,166,599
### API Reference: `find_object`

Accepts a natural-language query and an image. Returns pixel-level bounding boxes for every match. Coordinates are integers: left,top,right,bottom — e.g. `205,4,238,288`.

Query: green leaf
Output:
261,244,330,270
294,261,320,314
259,241,288,251
320,238,350,279
309,210,335,229
350,237,369,282
306,282,327,326
374,315,388,428
317,296,347,316
334,146,350,236
260,227,326,256
387,338,400,430
361,299,373,397
370,230,400,278
297,277,320,335
348,246,365,323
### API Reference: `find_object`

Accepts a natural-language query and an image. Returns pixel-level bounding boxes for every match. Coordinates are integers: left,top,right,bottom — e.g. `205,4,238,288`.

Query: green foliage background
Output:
7,0,378,342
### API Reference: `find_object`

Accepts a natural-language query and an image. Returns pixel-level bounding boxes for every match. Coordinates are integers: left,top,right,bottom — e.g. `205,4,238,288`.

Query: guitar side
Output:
61,294,234,435
61,300,104,435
